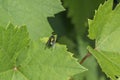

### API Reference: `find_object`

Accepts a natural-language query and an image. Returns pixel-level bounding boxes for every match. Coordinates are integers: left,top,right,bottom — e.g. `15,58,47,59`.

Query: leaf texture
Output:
88,0,120,79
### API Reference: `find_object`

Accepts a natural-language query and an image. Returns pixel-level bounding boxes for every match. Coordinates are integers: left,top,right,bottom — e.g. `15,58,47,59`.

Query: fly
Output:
45,32,57,49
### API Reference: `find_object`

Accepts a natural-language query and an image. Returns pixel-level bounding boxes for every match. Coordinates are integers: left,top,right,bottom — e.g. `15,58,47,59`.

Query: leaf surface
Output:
18,39,87,80
0,24,87,80
63,0,105,80
0,0,64,40
0,23,29,79
88,0,120,79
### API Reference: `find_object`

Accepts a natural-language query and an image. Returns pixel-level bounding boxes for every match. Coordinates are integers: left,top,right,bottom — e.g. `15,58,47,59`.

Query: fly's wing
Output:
54,34,57,41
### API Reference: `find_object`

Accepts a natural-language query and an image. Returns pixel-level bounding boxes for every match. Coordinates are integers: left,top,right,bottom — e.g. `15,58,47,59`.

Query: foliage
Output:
88,0,120,79
0,0,120,80
63,0,106,80
0,0,64,40
0,23,86,80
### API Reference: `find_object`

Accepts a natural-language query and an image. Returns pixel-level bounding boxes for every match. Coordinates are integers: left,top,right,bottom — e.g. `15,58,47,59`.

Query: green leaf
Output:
0,25,87,80
0,23,29,76
0,0,64,40
88,46,120,80
63,0,106,80
17,39,87,80
63,0,104,36
88,0,120,79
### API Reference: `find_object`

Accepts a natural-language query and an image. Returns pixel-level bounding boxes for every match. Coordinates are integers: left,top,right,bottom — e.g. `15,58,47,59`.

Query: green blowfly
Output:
45,32,57,49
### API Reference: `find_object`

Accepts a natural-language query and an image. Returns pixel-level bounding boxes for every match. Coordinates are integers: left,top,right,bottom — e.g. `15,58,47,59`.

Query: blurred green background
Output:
48,0,119,80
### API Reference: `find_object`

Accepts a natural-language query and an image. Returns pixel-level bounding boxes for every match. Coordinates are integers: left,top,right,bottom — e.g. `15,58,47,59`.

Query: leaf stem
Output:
80,52,91,64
